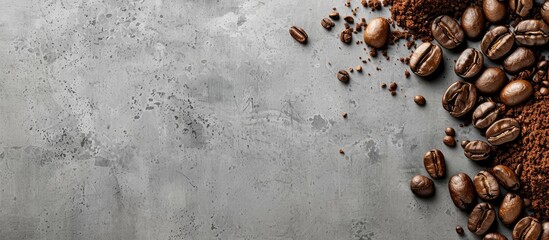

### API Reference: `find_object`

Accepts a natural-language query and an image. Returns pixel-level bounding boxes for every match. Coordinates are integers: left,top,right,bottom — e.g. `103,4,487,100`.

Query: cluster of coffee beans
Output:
409,1,549,239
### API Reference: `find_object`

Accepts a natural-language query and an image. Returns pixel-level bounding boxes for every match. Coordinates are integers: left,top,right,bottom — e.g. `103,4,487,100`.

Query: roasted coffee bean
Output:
543,2,549,26
289,26,308,44
363,18,389,49
431,15,465,49
468,202,496,236
473,102,500,129
475,67,508,95
499,192,524,226
344,16,354,24
483,233,508,240
514,20,549,46
409,42,442,77
329,11,340,20
464,140,492,161
414,95,426,106
462,6,485,39
500,80,534,107
321,18,335,30
492,164,520,190
509,0,533,17
442,81,478,118
337,70,350,83
456,225,465,235
445,127,455,136
481,26,515,61
449,173,476,211
513,217,541,240
461,140,470,148
340,28,353,44
486,118,520,145
455,48,484,79
503,47,536,74
473,171,500,200
483,0,507,23
541,87,549,96
423,149,446,179
541,222,549,240
443,136,456,147
410,175,435,197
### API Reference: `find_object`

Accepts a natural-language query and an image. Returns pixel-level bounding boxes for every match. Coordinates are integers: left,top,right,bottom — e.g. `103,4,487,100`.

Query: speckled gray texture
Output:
0,0,517,239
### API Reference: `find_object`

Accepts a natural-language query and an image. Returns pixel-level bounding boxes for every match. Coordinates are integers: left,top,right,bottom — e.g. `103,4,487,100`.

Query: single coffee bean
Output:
344,16,354,24
468,202,496,236
337,70,350,83
364,18,389,49
481,26,515,61
473,102,500,129
483,233,508,240
329,11,340,20
410,175,435,197
443,136,456,147
409,42,442,77
503,47,536,74
289,26,308,44
464,140,492,161
500,80,534,107
442,81,478,118
462,6,485,39
414,95,426,106
486,118,520,145
473,171,500,200
483,0,507,23
321,18,335,30
461,140,470,148
340,27,353,44
423,149,446,179
499,192,524,226
445,127,455,136
541,87,549,96
513,217,541,240
492,164,520,190
543,2,549,26
541,222,549,240
475,67,508,95
456,225,465,235
509,0,533,17
431,15,465,49
514,20,549,46
455,48,484,79
449,173,476,211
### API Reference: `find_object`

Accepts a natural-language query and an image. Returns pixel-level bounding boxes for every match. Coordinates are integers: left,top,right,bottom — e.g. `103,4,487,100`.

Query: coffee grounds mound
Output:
390,0,481,40
493,95,549,221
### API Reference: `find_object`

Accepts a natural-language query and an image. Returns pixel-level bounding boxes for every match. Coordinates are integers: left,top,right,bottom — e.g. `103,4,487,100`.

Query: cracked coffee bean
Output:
431,15,464,49
483,233,508,240
492,164,520,190
503,47,536,74
498,192,523,226
461,6,485,39
321,18,335,30
483,0,507,23
337,70,350,83
363,17,389,49
486,118,520,145
513,217,541,240
464,140,492,161
468,202,496,236
455,48,484,79
409,42,442,77
423,149,446,179
500,79,534,107
340,27,353,44
509,0,533,17
289,26,308,44
472,102,500,129
442,81,478,118
449,173,476,211
475,67,508,95
514,20,549,46
473,170,500,200
410,175,435,197
481,26,515,61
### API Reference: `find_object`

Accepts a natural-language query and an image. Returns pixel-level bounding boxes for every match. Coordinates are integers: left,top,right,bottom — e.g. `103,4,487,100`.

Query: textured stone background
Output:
0,0,515,239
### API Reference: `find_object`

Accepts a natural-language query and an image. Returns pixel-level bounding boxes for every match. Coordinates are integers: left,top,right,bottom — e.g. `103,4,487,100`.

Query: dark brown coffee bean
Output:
514,20,549,46
475,67,508,95
340,28,353,44
503,47,536,74
513,217,541,240
445,127,455,136
442,81,478,118
414,95,426,106
486,118,520,145
492,164,520,190
363,18,389,49
344,16,354,24
443,136,456,147
410,175,435,197
456,225,465,235
473,102,499,129
462,6,485,39
500,79,534,107
423,149,446,179
449,173,477,211
409,42,442,77
509,0,533,17
483,0,507,23
455,48,484,79
541,222,549,240
461,140,470,148
481,26,515,61
329,11,340,20
337,70,350,83
473,171,500,200
543,2,549,26
483,233,508,240
321,18,335,30
499,192,524,226
431,15,465,49
464,140,492,161
468,202,496,235
289,26,308,44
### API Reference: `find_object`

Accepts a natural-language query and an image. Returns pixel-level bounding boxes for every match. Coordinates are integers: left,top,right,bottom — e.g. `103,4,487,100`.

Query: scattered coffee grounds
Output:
493,95,549,221
390,0,481,40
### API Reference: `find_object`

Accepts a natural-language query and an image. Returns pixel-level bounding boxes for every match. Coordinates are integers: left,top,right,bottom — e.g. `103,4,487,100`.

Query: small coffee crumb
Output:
349,68,354,73
356,65,363,72
455,225,464,235
339,149,345,155
413,95,426,106
404,70,410,78
381,83,387,88
389,82,397,91
369,49,377,57
342,112,348,118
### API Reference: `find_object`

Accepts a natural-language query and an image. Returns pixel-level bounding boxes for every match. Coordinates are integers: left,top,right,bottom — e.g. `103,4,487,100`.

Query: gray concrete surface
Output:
0,0,517,239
